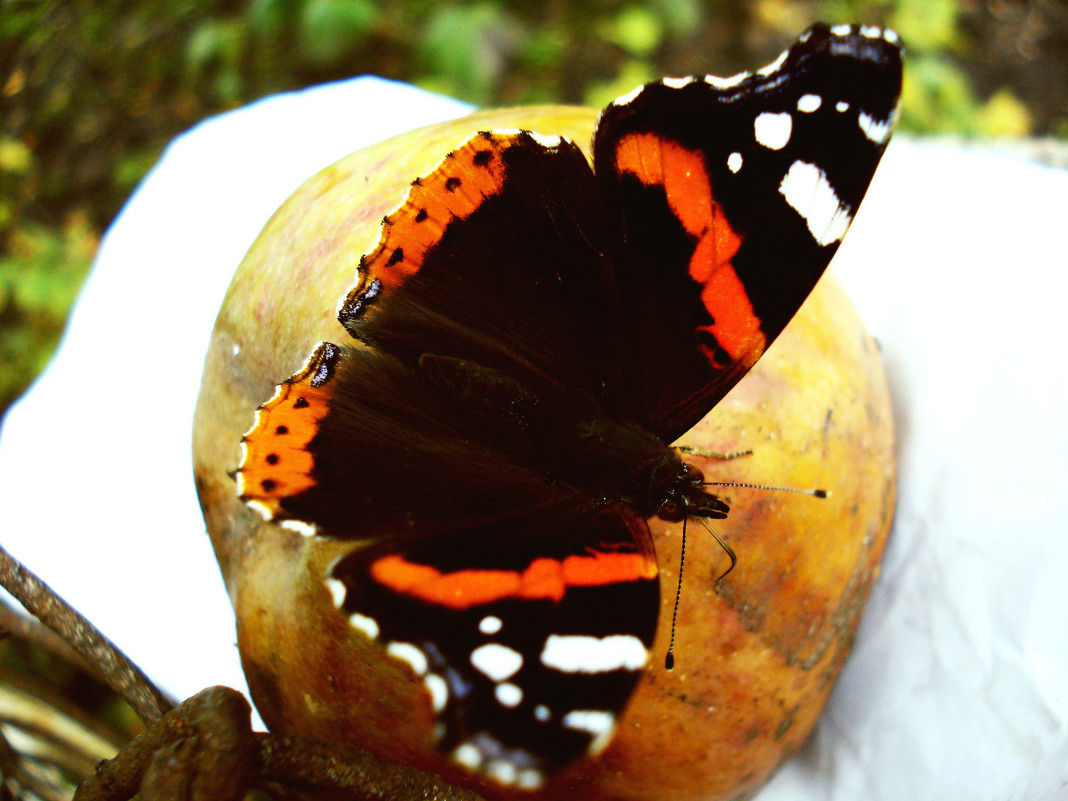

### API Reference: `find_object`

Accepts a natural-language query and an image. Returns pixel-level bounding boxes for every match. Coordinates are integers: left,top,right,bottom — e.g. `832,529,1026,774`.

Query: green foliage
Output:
416,2,519,104
0,0,1060,413
0,213,96,418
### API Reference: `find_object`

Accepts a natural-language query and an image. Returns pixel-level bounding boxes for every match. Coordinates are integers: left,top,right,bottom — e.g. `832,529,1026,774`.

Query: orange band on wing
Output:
696,259,763,364
615,133,763,363
371,550,657,610
614,134,712,238
341,131,512,322
237,343,337,518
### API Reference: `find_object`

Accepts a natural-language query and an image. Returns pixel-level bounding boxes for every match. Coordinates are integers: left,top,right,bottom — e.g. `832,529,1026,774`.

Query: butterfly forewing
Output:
594,23,903,441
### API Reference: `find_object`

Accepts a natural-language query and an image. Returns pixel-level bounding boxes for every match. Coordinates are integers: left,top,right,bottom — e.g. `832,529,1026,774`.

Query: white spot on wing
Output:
778,160,853,246
662,76,695,89
518,769,545,790
754,111,792,150
425,673,448,713
836,100,850,113
562,709,617,755
860,25,882,38
757,49,789,77
479,615,502,635
387,641,428,676
534,704,551,722
858,111,891,143
280,519,317,537
527,132,564,149
540,634,647,673
704,71,749,89
831,24,853,36
883,28,901,44
245,499,273,521
487,760,517,786
495,682,523,707
797,93,822,113
453,742,482,769
727,152,743,173
471,643,523,682
325,578,346,609
349,612,379,640
612,84,645,106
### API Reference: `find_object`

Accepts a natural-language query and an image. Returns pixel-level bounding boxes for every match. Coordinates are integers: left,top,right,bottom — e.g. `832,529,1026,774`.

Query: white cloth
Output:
1,77,1065,799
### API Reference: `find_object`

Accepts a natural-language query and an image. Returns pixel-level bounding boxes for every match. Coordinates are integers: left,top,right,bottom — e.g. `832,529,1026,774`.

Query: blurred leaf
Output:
0,138,33,175
815,0,894,25
248,0,295,37
758,0,815,37
521,26,566,70
975,88,1031,138
184,17,248,104
419,3,519,104
299,0,380,66
888,0,960,51
651,0,701,37
899,54,979,135
113,146,164,194
598,6,664,57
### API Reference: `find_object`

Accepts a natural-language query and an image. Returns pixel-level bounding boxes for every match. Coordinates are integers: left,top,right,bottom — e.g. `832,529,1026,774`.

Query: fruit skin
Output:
192,105,895,801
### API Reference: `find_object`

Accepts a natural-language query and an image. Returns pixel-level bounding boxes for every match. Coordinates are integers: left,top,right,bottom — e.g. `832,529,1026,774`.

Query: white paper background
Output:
1,77,1066,799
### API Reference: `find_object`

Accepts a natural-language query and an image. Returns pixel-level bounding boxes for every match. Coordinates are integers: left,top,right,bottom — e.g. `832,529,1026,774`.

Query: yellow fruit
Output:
193,106,895,801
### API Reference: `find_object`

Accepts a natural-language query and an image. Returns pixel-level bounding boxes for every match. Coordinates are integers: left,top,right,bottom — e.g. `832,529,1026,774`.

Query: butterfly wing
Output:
593,23,903,441
338,130,624,399
329,501,658,790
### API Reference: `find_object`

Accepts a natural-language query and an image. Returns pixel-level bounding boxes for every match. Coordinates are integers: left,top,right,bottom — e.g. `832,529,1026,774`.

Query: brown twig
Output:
0,541,174,726
74,685,483,801
0,593,95,673
73,686,255,801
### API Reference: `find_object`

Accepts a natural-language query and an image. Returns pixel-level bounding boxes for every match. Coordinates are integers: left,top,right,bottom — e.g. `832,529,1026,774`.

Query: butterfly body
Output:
210,22,902,798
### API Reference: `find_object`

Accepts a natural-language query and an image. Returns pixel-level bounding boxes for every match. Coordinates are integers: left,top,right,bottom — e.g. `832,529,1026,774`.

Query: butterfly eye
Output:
657,500,684,522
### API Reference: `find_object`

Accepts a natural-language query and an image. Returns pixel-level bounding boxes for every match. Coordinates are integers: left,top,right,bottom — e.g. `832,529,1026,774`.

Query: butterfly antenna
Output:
677,446,753,460
665,516,687,671
705,481,828,498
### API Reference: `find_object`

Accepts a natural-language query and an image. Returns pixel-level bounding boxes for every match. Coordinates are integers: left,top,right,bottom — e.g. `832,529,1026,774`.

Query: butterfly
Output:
236,22,902,792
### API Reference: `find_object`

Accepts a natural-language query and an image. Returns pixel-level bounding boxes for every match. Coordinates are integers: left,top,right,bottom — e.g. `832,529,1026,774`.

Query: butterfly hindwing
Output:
237,338,663,789
328,503,658,790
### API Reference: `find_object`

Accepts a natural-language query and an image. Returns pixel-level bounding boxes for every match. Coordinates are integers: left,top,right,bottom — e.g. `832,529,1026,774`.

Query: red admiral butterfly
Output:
236,23,902,792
